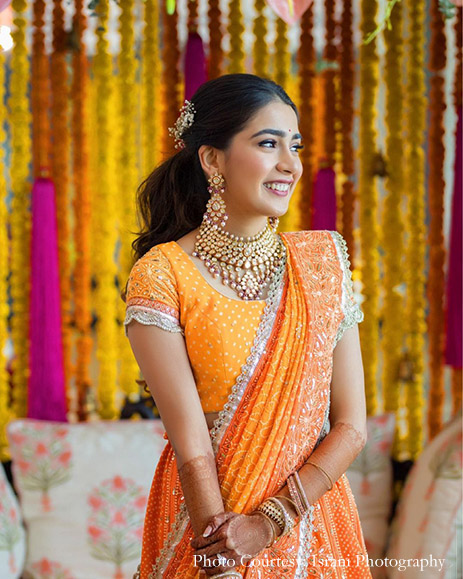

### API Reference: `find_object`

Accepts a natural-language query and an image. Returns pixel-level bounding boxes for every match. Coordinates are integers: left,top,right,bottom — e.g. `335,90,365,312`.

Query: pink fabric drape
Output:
311,166,337,230
184,32,207,101
445,107,462,367
28,178,67,421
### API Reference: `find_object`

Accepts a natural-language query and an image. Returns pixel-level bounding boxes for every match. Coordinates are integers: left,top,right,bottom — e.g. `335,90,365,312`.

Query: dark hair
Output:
132,73,299,261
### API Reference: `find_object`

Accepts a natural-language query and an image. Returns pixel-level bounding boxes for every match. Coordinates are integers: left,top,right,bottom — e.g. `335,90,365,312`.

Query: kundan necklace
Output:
192,172,285,301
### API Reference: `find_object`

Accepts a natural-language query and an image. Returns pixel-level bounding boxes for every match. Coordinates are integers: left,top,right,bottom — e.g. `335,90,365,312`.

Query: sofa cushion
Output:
386,414,462,578
7,419,166,579
0,461,26,578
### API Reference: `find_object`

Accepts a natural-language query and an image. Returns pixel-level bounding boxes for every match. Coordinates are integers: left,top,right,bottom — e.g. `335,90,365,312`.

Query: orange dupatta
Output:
138,231,371,578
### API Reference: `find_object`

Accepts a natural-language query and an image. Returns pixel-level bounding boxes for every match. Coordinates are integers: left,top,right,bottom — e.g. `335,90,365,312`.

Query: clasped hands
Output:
191,511,274,577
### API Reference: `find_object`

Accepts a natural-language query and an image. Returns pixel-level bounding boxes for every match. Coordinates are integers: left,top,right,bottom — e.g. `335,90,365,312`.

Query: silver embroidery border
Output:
328,231,364,347
148,235,288,578
124,306,184,337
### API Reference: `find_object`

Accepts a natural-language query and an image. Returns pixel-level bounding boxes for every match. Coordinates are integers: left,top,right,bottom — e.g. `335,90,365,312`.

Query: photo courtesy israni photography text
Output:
193,554,448,573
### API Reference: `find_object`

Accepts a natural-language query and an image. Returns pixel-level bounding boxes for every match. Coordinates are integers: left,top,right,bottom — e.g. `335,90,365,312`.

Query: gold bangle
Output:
293,470,310,512
253,510,276,547
287,474,307,516
274,494,300,517
307,460,334,490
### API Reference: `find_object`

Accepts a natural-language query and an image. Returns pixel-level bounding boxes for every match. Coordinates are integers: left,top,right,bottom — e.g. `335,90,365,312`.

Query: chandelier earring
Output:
205,172,228,228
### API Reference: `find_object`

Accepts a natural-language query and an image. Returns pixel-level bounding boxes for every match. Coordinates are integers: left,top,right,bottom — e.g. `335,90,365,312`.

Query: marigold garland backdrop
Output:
0,0,461,465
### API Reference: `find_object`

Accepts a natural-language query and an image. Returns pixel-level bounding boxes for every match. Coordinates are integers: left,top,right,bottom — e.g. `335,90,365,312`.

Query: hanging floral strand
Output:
404,0,427,459
323,0,337,168
92,0,119,419
227,0,245,73
427,0,447,439
297,5,315,231
339,0,355,252
162,1,181,154
274,18,291,89
51,0,72,410
117,0,140,400
359,0,380,416
31,0,49,177
142,0,160,173
0,48,12,460
382,1,406,458
253,0,268,77
71,0,92,421
9,0,32,419
208,0,223,79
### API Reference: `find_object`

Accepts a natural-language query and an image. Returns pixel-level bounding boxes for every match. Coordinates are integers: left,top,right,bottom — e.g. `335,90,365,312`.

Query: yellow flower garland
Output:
10,0,32,419
253,0,268,78
427,1,447,440
51,0,72,411
141,0,160,173
359,0,380,417
382,1,406,458
162,2,181,154
297,6,315,231
117,0,140,400
72,0,92,421
0,48,12,460
324,0,336,167
92,0,119,419
404,0,427,459
274,18,290,89
227,0,245,73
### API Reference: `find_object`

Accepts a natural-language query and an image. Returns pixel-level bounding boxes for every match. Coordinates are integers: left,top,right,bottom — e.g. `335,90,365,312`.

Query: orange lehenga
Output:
124,230,372,578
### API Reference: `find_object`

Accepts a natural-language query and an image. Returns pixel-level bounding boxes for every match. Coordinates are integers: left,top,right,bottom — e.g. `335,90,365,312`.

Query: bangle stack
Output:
287,470,310,516
306,460,334,491
211,572,243,579
255,496,296,542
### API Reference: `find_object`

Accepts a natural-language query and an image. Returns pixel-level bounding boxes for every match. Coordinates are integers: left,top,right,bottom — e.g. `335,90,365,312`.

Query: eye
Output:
259,139,277,148
291,144,304,153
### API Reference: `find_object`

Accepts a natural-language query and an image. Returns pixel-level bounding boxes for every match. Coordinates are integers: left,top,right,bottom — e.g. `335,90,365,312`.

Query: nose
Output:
276,147,301,176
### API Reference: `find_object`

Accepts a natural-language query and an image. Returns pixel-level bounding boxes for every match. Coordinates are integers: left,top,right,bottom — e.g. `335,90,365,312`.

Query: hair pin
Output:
168,99,196,149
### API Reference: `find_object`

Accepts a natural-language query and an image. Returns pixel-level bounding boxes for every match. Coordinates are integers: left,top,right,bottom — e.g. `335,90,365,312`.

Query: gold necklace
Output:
192,219,285,300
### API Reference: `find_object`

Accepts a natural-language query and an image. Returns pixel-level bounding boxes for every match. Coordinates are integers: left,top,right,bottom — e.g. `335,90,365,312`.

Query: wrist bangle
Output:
267,497,296,537
286,475,306,516
306,460,334,490
274,494,300,517
293,470,311,512
253,510,276,547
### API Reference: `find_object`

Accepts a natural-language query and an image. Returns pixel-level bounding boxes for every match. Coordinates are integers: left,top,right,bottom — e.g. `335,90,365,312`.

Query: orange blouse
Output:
124,231,363,413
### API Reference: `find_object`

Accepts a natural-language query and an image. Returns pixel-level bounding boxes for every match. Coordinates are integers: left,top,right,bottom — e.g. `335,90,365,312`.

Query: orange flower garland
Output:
71,0,92,421
427,1,447,439
10,0,32,419
31,0,49,177
339,0,355,253
323,0,337,168
359,0,380,416
297,5,315,231
208,0,224,79
227,0,245,73
51,0,72,408
162,1,181,154
253,0,269,77
382,1,405,458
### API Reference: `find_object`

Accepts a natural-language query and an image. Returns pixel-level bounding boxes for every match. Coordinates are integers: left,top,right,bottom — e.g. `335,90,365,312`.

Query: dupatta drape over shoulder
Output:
136,230,370,579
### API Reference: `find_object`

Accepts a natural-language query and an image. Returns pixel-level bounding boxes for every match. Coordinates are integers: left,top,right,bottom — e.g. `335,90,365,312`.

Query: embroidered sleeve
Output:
328,231,364,346
123,246,184,337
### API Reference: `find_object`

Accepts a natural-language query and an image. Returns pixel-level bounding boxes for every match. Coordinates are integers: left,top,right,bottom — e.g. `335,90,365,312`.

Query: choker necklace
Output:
192,219,285,301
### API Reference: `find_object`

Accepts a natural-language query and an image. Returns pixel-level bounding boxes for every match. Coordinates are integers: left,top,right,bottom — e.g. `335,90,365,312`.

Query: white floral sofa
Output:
0,413,461,579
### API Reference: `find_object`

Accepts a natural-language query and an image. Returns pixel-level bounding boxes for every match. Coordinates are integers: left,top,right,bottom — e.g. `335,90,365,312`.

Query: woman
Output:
124,74,371,578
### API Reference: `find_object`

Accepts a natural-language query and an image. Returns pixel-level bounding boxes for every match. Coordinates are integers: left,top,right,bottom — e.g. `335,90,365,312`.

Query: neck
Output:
219,216,271,239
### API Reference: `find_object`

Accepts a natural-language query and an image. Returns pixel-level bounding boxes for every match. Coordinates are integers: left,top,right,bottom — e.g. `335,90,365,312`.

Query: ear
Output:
198,145,222,178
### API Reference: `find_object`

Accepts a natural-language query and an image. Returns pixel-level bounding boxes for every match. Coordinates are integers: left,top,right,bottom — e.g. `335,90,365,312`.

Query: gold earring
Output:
205,172,228,228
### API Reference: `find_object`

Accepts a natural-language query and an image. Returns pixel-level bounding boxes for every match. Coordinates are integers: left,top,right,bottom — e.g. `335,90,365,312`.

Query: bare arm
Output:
127,321,224,537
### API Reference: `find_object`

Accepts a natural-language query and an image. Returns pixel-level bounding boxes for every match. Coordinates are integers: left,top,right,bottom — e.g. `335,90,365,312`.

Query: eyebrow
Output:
251,128,303,140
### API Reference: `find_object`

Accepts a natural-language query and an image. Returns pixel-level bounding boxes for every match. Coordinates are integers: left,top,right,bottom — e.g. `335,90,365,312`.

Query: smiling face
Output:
198,100,303,236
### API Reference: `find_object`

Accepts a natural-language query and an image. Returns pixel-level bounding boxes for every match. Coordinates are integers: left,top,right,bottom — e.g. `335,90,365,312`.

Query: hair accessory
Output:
168,99,196,149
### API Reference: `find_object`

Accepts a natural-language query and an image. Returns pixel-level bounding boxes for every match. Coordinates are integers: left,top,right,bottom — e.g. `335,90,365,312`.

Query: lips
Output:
263,181,293,196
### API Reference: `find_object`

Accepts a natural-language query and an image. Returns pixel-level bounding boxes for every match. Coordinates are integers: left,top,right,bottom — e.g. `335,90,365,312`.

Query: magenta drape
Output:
311,167,337,230
28,178,67,421
445,107,462,367
184,32,207,101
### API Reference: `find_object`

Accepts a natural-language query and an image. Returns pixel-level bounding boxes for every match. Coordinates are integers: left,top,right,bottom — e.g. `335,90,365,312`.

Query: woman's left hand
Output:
191,512,273,575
